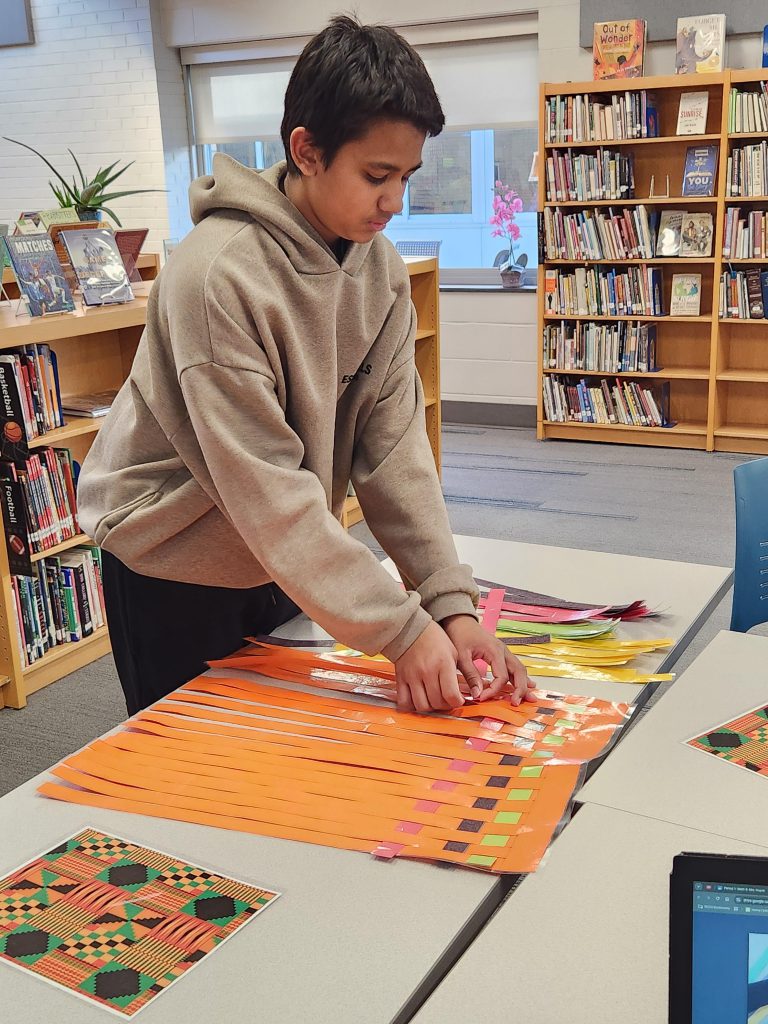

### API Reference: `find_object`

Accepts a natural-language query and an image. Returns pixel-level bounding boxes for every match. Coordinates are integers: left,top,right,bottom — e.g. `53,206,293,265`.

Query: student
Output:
77,15,533,717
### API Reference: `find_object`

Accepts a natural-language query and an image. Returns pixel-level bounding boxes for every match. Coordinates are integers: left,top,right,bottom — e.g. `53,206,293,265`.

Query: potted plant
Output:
490,180,528,289
3,137,164,226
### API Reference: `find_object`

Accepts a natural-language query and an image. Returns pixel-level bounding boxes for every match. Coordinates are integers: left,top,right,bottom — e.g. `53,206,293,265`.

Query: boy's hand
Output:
441,614,535,706
394,621,464,713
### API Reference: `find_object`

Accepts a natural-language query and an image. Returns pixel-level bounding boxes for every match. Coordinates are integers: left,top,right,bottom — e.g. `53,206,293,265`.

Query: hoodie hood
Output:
188,154,374,277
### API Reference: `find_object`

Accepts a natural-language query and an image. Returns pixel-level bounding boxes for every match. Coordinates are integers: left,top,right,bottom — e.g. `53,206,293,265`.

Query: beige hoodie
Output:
77,156,478,660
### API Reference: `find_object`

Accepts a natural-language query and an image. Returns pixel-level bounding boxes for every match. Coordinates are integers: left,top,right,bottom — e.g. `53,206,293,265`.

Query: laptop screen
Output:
693,879,768,1021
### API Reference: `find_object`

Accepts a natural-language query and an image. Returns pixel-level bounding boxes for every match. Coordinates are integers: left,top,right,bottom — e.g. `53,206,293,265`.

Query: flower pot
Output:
77,207,101,222
500,268,523,290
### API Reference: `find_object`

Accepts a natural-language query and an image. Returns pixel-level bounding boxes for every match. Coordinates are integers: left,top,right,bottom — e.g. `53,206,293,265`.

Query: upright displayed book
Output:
682,145,718,197
675,15,726,75
61,226,134,305
114,227,148,273
656,211,684,256
37,207,80,230
593,20,646,80
670,274,702,316
677,91,709,135
680,214,713,257
2,234,75,317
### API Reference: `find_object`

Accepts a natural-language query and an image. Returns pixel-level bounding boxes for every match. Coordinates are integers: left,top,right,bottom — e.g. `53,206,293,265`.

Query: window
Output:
200,140,284,174
185,24,539,287
383,36,539,285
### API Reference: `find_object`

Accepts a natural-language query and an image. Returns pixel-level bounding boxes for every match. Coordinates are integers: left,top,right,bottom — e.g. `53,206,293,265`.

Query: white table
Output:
0,536,732,1022
0,771,501,1024
412,803,768,1024
579,630,768,848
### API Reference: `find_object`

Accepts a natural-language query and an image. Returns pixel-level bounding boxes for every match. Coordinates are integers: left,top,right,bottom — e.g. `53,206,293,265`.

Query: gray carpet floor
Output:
0,425,758,796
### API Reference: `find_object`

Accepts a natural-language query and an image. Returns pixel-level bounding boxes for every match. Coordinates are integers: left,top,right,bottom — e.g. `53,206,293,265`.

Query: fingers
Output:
477,642,510,702
437,661,465,710
396,678,415,713
396,675,433,714
456,654,484,701
505,649,533,704
396,664,462,714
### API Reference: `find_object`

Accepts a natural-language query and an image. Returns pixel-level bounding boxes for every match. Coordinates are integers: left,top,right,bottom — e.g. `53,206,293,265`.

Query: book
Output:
727,143,768,198
60,227,134,306
0,359,30,464
680,213,713,257
764,26,768,68
3,234,76,317
676,15,726,75
645,94,659,139
677,91,709,135
60,388,118,418
544,270,558,313
38,208,80,230
762,270,768,314
114,228,148,274
0,473,33,577
746,268,765,319
656,211,684,256
593,20,646,80
682,145,718,197
670,273,702,316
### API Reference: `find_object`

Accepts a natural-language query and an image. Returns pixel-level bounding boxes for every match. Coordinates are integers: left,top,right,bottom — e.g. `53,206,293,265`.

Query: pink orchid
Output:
489,180,524,263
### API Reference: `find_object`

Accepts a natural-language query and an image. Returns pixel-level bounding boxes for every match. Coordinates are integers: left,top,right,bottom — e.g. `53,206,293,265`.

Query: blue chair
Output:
394,240,442,258
730,457,768,632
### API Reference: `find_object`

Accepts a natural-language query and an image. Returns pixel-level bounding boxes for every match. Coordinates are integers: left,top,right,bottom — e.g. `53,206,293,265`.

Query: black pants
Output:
101,550,300,716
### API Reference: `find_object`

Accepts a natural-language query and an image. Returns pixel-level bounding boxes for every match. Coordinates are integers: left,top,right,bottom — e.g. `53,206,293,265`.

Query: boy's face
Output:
289,119,425,244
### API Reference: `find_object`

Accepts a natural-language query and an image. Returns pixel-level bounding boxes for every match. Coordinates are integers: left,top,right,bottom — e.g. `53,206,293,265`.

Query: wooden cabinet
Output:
0,254,160,709
342,255,441,527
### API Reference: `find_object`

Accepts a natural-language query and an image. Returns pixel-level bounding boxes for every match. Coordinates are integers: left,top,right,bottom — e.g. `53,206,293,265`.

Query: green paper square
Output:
506,788,533,801
520,766,543,778
467,855,497,867
543,734,567,746
493,811,522,825
556,719,578,729
481,834,509,848
534,750,550,758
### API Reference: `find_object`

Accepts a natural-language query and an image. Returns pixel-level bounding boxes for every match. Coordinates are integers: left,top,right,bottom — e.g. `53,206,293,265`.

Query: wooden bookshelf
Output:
538,70,768,454
342,255,441,527
0,253,160,709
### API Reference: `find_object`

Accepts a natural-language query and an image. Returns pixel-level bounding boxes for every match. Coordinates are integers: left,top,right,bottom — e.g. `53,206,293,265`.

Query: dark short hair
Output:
281,15,445,174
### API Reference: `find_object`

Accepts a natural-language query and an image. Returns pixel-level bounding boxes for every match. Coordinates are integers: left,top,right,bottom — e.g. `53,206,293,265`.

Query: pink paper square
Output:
373,842,405,859
396,821,423,835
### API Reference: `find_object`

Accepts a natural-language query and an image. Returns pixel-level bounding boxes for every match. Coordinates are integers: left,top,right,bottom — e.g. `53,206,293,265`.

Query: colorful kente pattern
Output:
0,829,279,1017
688,705,768,775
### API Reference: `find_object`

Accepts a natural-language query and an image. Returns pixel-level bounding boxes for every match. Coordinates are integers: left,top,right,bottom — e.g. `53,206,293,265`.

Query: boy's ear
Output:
290,127,323,177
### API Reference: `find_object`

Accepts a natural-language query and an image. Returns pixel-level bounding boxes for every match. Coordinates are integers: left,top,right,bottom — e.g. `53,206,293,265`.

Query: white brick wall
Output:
0,0,171,253
150,1,194,242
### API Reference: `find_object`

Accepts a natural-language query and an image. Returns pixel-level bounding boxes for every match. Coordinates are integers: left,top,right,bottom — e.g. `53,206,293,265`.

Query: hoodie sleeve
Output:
176,300,433,662
350,301,480,624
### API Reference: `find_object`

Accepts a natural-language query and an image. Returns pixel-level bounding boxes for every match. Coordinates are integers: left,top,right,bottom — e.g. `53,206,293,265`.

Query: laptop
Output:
670,852,768,1022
